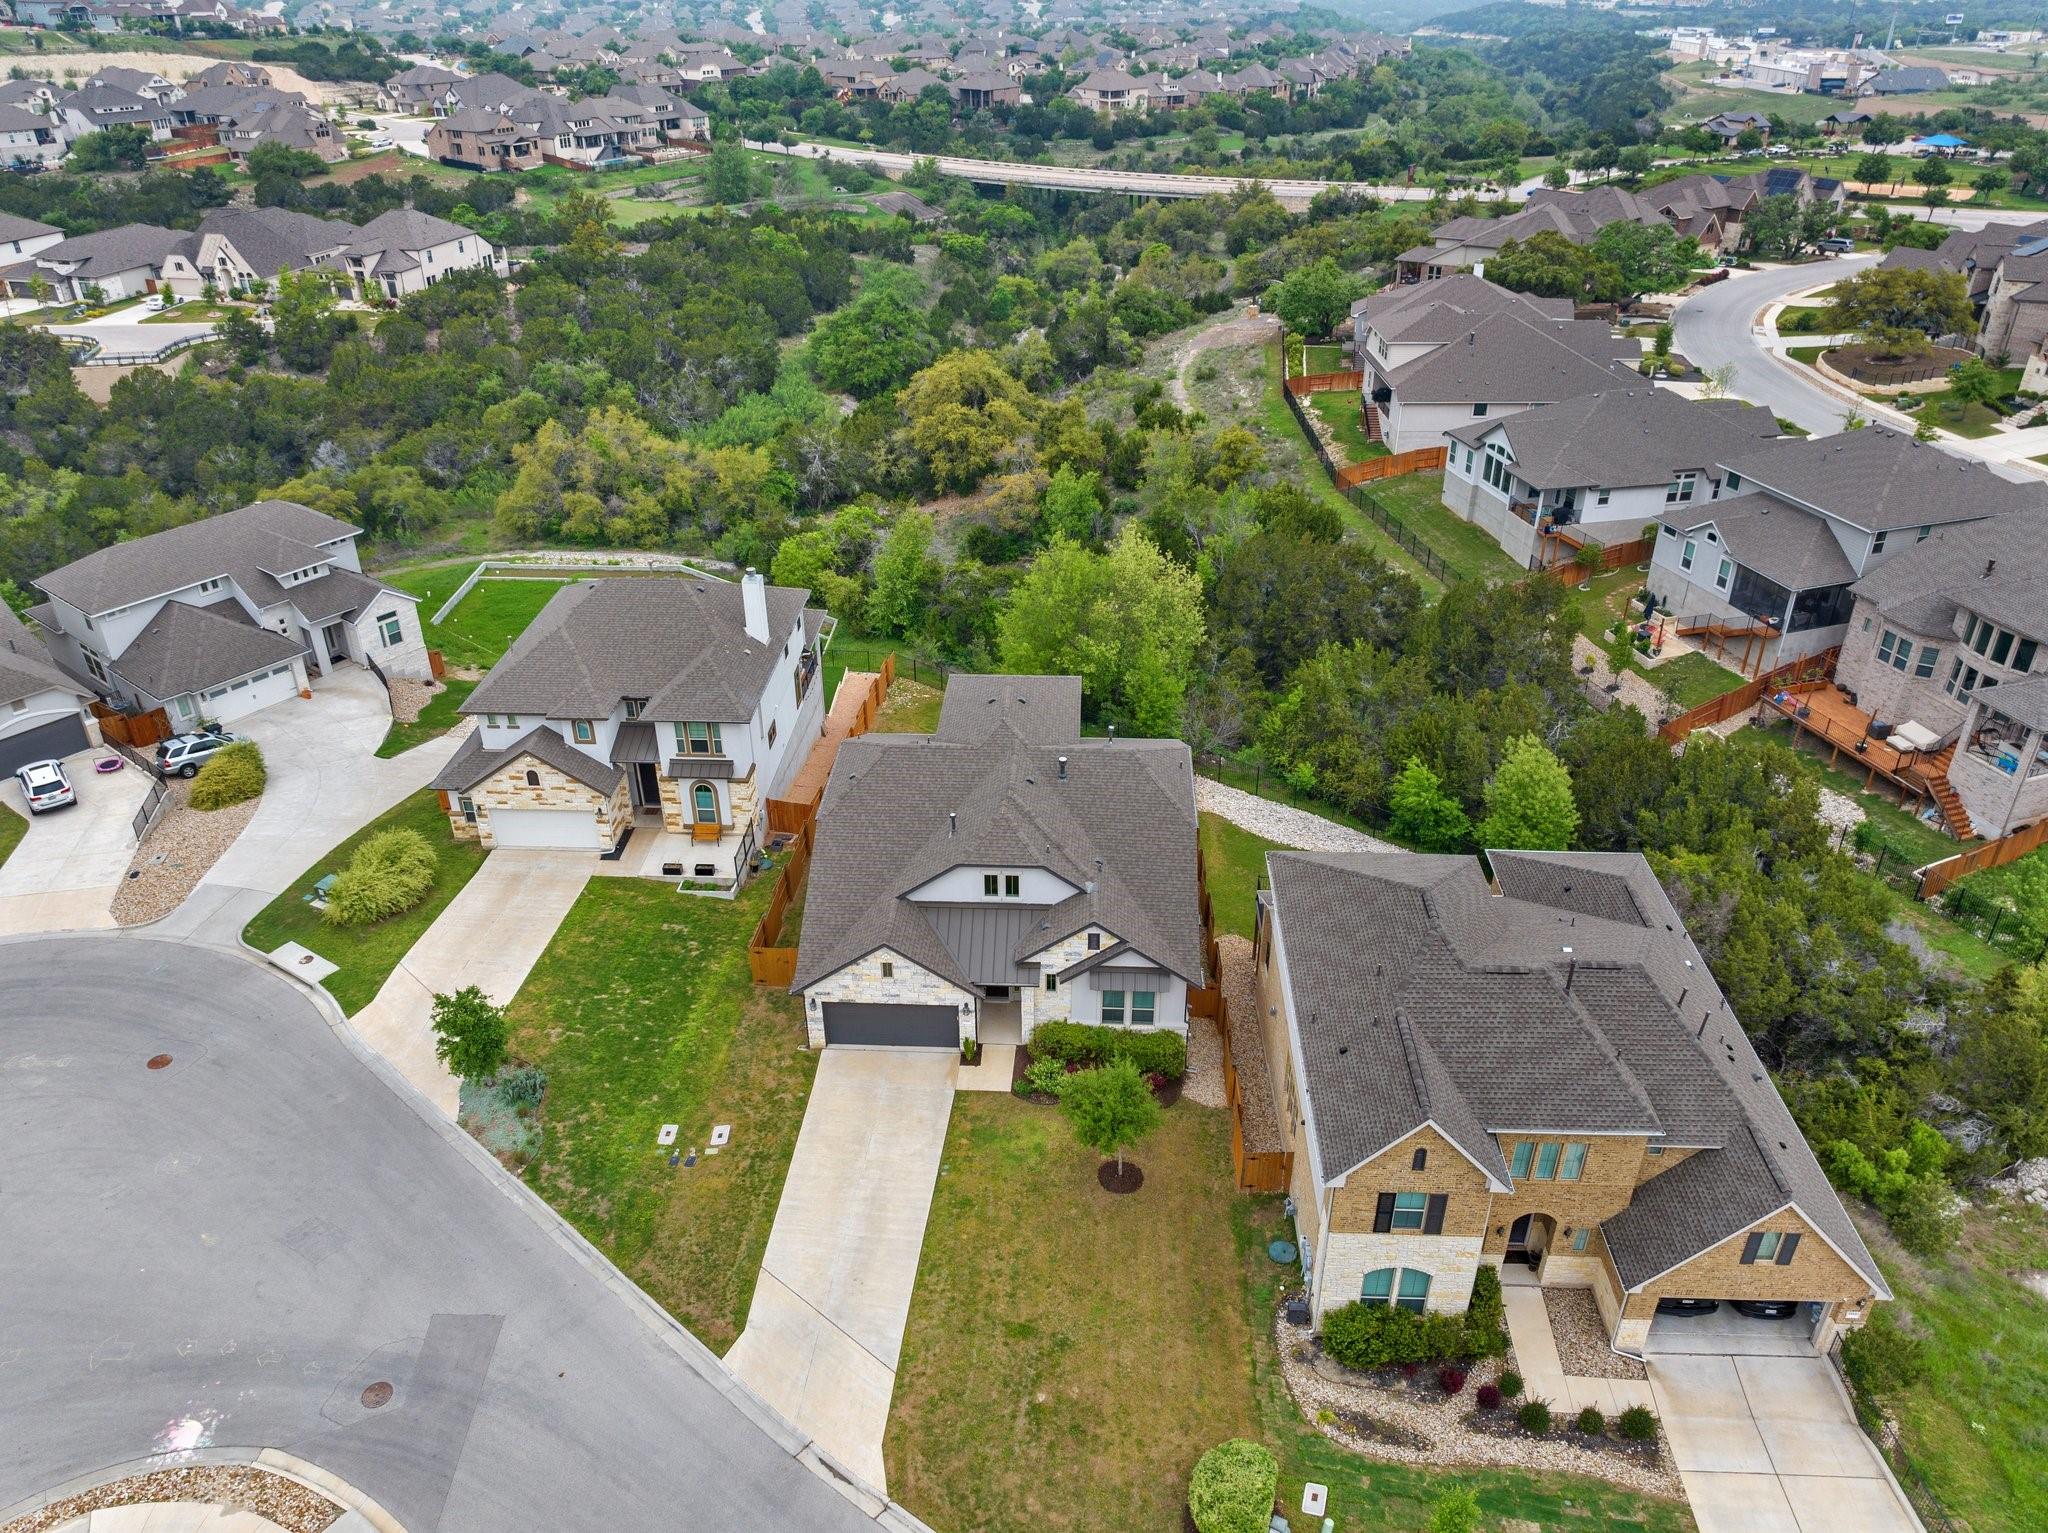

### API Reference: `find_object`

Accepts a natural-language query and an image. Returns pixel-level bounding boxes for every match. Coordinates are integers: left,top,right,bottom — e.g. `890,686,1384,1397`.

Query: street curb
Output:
0,1447,408,1531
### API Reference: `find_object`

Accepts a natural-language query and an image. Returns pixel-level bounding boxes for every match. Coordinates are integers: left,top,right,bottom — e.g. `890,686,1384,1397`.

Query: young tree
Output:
864,508,940,638
213,306,268,367
1061,1057,1161,1177
431,985,509,1082
1947,356,2006,414
1852,151,1893,188
1915,157,1952,206
1270,256,1365,337
271,269,356,372
1477,734,1579,851
1428,1486,1482,1533
705,136,755,204
1387,756,1471,851
1543,163,1571,190
1039,463,1103,543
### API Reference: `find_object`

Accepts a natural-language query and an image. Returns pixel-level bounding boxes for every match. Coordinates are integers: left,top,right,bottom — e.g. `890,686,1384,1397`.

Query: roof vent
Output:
1985,558,1998,578
1057,755,1068,780
1337,1044,1349,1056
948,811,956,835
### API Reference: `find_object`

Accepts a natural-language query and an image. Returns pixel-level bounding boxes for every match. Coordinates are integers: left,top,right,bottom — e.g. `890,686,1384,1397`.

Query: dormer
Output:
903,864,1084,904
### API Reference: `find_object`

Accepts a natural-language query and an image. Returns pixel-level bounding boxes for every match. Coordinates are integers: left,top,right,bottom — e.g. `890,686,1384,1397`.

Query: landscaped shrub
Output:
1575,1405,1605,1435
1497,1368,1523,1400
1187,1438,1278,1533
1616,1405,1658,1442
1840,1305,1927,1436
1026,1019,1187,1080
1475,1383,1503,1411
1463,1265,1508,1357
324,826,438,927
1517,1399,1552,1434
1319,1301,1485,1370
1437,1365,1467,1395
188,741,266,810
1012,1054,1071,1100
497,1064,547,1108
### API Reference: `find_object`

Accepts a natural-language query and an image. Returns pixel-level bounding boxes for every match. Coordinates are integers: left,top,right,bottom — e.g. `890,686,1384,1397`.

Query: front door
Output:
634,760,659,808
322,621,346,663
1506,1213,1538,1269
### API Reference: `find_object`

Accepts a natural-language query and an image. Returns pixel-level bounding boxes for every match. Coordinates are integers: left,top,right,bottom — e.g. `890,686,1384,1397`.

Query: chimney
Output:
741,567,768,643
1057,755,1068,781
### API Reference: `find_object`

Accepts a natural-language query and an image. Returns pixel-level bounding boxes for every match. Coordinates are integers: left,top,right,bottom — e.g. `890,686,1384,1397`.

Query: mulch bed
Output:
1098,1160,1145,1194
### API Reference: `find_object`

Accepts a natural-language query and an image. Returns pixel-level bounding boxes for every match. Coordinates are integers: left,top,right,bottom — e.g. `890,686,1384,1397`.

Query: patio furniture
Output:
1890,720,1941,754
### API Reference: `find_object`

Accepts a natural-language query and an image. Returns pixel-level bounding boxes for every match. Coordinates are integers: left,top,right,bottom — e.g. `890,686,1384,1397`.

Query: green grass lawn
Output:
886,1095,1700,1533
1787,344,1827,366
871,673,943,733
1302,342,1345,373
1199,810,1292,940
1360,471,1521,584
505,875,816,1354
1307,389,1388,466
1651,651,1749,712
1775,304,1837,335
240,790,488,1015
144,303,243,324
1573,567,1745,712
375,676,476,758
382,570,573,670
0,802,24,872
1913,394,2005,439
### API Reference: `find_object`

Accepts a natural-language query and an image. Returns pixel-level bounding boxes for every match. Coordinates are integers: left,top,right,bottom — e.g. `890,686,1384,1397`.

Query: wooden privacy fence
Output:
763,654,897,837
1918,817,2048,900
91,701,172,749
1219,1002,1293,1193
1658,649,1839,743
1285,368,1364,396
747,816,815,985
1533,532,1655,579
1336,445,1446,487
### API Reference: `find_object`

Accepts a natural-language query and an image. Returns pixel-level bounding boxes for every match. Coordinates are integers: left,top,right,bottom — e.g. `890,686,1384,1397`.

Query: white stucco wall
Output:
909,865,1082,903
349,596,430,680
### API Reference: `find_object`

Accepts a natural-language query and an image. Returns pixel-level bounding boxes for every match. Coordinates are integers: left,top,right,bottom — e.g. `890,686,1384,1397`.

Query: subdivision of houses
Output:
789,673,1206,1052
430,569,827,872
1256,849,1891,1357
26,500,429,728
1394,186,1673,283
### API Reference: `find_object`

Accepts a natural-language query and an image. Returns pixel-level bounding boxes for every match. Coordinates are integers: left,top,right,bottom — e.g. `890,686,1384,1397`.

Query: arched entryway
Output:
1506,1212,1558,1276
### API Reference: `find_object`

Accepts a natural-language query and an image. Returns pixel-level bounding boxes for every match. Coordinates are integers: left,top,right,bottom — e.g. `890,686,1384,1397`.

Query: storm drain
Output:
360,1381,393,1409
146,1054,173,1071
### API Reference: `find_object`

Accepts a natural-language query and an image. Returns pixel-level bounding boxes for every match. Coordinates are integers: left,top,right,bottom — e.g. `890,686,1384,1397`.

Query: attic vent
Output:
1057,755,1068,781
1985,559,1998,578
1337,1044,1349,1055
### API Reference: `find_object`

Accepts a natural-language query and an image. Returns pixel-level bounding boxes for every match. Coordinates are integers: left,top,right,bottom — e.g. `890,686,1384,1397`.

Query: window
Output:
1647,1144,1665,1156
1102,989,1125,1024
1666,472,1697,504
1571,1227,1591,1252
1715,557,1733,593
1471,402,1489,418
1130,989,1155,1025
1390,1191,1428,1231
486,713,502,728
1509,1140,1534,1179
1411,1146,1428,1171
1753,1230,1781,1261
623,698,644,719
1680,540,1696,573
1740,1229,1800,1265
1045,974,1057,991
1596,489,1611,507
1534,1142,1561,1180
1725,471,1741,492
572,719,595,744
2018,638,2040,673
1559,1142,1587,1181
880,961,894,978
1396,1269,1431,1313
1361,1268,1395,1306
1878,630,1912,672
1087,931,1101,951
524,769,540,787
1872,529,1888,555
458,795,477,824
691,782,717,823
984,874,1000,897
1004,874,1021,898
377,611,402,647
676,721,723,755
1914,646,1939,679
766,720,777,748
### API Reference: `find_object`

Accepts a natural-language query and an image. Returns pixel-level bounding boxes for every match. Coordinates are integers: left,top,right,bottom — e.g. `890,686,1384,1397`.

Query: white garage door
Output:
202,664,300,724
488,808,601,850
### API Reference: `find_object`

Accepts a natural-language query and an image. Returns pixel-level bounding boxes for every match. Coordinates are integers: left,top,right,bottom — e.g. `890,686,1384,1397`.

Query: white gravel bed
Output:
1816,784,1867,838
3,1465,341,1533
1274,1308,1683,1500
1572,636,1669,727
112,781,260,926
1217,934,1281,1151
1543,1287,1646,1380
1184,1010,1226,1109
1195,777,1395,853
386,674,443,724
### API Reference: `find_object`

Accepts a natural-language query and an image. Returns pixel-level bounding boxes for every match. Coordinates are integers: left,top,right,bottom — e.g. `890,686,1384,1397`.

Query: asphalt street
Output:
1672,255,1879,437
0,936,880,1532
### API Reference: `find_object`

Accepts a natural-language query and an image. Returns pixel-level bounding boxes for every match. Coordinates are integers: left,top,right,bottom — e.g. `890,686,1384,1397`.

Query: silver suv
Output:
155,728,239,778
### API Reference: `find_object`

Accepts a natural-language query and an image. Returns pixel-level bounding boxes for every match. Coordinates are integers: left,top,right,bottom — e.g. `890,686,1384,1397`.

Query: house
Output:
0,223,191,303
1831,513,2048,840
1648,428,2046,670
1396,187,1673,283
159,206,355,298
1352,276,1639,454
0,106,66,169
1255,849,1890,1354
1880,219,2048,329
0,211,63,264
85,66,181,108
1443,388,1781,569
1862,65,1950,96
1068,67,1148,113
338,210,504,301
430,570,827,869
1701,110,1771,147
55,84,174,143
426,107,545,170
948,70,1020,111
789,673,1206,1052
609,83,709,140
187,60,273,89
1642,168,1846,254
220,101,347,165
27,500,429,728
378,63,465,114
0,79,61,114
0,600,95,777
1972,232,2048,362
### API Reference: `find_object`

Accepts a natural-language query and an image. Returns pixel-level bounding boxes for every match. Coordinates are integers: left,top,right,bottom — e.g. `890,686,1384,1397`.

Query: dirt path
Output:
1167,307,1280,408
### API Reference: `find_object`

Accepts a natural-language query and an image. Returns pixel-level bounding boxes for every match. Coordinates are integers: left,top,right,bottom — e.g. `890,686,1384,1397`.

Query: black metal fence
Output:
1345,480,1456,584
131,776,169,843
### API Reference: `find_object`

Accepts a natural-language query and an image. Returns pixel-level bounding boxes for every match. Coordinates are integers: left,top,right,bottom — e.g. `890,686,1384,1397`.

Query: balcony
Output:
1509,498,1539,526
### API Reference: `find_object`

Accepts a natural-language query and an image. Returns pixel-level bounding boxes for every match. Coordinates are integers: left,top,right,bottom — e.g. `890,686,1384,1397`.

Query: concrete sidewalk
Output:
351,850,592,1115
726,1048,956,1492
1502,1285,1654,1416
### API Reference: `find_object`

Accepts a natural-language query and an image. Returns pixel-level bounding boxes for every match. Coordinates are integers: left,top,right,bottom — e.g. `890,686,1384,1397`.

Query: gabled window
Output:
623,697,645,719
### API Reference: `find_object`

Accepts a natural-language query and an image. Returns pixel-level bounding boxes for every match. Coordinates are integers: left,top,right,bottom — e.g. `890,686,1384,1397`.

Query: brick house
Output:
1255,851,1889,1357
789,674,1206,1051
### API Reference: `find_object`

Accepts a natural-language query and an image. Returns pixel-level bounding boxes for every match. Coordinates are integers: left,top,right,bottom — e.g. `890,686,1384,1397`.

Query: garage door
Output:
0,714,88,778
203,664,300,724
488,808,601,850
821,1002,959,1049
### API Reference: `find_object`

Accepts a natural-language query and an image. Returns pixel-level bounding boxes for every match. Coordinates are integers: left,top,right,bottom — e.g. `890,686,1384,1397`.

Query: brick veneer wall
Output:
1478,1135,1646,1260
1320,1229,1485,1318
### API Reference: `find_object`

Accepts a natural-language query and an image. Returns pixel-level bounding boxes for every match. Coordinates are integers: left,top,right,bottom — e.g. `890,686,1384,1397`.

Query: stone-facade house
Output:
426,107,545,170
790,674,1206,1052
431,570,827,875
1394,186,1672,284
1068,67,1148,113
27,500,428,728
1256,851,1890,1356
159,206,355,297
340,210,505,301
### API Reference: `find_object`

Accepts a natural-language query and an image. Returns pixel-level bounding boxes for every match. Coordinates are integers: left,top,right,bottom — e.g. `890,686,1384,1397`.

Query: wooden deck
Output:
1763,684,1974,835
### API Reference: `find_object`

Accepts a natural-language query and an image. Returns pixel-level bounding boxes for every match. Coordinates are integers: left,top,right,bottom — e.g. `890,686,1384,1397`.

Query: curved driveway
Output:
0,937,883,1533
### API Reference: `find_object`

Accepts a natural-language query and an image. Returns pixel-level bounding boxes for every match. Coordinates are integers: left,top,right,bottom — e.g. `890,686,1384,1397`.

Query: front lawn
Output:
1775,303,1836,335
1912,393,2005,439
505,876,816,1354
375,676,476,757
1306,389,1389,466
1200,810,1291,940
0,802,23,872
382,569,573,670
241,789,488,1015
1360,471,1521,584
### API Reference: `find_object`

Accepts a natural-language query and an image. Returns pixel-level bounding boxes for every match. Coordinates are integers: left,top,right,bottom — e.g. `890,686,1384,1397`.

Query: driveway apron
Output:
0,748,151,934
726,1048,957,1492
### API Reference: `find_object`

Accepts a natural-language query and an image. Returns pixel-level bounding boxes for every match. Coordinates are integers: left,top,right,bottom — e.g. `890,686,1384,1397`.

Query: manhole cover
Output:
360,1381,393,1409
146,1054,172,1070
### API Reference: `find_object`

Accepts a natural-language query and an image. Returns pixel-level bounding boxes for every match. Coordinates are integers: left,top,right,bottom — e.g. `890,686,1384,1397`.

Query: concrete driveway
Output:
727,1049,957,1493
351,850,592,1115
0,749,150,935
0,935,878,1533
1649,1351,1922,1533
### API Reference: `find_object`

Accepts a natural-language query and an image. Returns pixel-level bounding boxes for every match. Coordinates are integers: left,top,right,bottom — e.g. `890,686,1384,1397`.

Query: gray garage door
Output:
0,714,88,778
821,1001,959,1049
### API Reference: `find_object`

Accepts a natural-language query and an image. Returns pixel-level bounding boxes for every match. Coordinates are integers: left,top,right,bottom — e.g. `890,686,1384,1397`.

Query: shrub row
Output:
1319,1265,1509,1371
189,741,266,811
1027,1019,1187,1080
325,826,437,927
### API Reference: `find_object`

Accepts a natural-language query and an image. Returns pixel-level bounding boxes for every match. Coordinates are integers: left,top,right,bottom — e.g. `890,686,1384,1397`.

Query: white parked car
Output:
15,758,74,813
140,294,164,312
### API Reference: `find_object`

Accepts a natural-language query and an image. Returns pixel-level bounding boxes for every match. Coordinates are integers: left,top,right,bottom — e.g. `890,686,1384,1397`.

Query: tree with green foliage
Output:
1061,1057,1161,1177
1826,265,1973,359
1387,756,1471,851
212,306,268,367
1187,1440,1278,1533
1915,155,1952,209
1590,220,1703,299
705,135,755,204
1270,256,1365,337
66,125,150,172
1038,463,1103,544
864,508,940,638
1543,163,1571,189
896,349,1034,492
272,269,356,372
1947,356,2007,415
1487,230,1621,302
1948,962,2048,1160
430,985,509,1083
1428,1486,1482,1533
246,140,327,180
1477,734,1579,850
808,289,935,399
1853,151,1893,188
1560,704,1675,850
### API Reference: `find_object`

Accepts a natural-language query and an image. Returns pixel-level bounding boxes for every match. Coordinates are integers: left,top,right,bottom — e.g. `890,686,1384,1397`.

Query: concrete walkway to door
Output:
351,850,592,1115
726,1048,956,1492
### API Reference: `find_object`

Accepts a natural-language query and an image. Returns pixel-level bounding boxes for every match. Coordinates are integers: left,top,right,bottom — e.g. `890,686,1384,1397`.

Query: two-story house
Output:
160,206,355,297
1393,187,1673,284
340,210,505,301
790,674,1206,1052
1830,513,2048,840
431,570,827,874
1648,428,2045,670
1257,850,1889,1357
0,104,67,169
0,601,95,776
1443,387,1781,569
27,500,429,728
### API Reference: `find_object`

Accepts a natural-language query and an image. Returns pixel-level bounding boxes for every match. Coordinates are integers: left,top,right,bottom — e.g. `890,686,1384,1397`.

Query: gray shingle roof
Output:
0,602,87,708
0,212,58,246
194,206,354,278
934,674,1083,743
790,674,1204,995
430,722,623,796
28,223,193,283
345,208,474,260
1356,273,1572,344
1446,388,1779,491
1851,508,2048,642
1266,850,1887,1297
1723,428,2048,534
34,500,362,617
1386,312,1638,407
108,599,305,699
460,574,809,723
1666,491,1859,593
